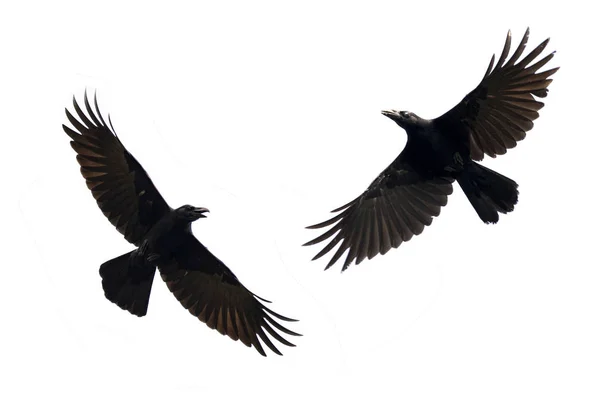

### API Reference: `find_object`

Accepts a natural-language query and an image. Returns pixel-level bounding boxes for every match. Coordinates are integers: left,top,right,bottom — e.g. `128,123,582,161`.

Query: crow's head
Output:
176,205,210,222
381,110,418,129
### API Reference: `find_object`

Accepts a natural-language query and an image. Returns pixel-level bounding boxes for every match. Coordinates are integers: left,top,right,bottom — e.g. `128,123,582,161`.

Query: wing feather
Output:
63,92,171,245
159,234,300,356
434,29,558,160
305,157,454,271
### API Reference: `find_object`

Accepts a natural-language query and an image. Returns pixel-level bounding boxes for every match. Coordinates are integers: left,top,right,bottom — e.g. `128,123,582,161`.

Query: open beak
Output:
193,207,210,218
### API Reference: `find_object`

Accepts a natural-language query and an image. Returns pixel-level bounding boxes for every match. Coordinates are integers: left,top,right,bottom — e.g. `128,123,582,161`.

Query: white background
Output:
3,0,599,399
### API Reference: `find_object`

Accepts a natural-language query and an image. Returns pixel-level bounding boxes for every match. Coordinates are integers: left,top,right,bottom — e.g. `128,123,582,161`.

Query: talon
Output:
147,253,160,263
139,240,149,254
129,240,153,267
444,165,456,173
453,152,464,165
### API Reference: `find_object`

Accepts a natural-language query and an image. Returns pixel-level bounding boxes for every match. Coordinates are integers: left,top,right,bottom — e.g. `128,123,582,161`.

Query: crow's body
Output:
305,28,558,271
396,117,466,175
64,93,299,356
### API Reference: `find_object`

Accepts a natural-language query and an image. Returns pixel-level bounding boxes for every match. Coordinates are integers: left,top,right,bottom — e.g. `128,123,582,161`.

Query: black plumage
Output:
305,28,558,271
63,92,299,356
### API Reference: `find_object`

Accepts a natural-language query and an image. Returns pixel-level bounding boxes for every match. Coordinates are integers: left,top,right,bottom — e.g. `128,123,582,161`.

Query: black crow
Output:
305,28,558,271
63,92,299,356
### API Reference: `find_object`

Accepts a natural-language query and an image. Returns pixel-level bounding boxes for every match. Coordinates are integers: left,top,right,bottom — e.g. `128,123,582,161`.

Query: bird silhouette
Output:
63,92,300,356
305,28,558,271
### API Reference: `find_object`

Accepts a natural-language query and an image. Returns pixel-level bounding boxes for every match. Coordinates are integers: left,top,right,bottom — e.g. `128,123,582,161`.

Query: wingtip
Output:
62,123,72,133
304,238,319,247
252,292,272,303
256,347,267,357
540,37,550,47
108,113,118,136
280,329,302,338
84,89,92,109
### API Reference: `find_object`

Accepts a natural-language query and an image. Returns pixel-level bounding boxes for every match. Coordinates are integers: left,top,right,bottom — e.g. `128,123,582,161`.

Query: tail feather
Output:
99,251,156,317
458,162,519,224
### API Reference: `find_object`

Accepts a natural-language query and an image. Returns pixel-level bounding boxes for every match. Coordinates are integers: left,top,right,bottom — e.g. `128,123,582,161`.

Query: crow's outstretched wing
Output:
159,233,300,356
63,92,171,246
435,28,558,161
305,155,454,271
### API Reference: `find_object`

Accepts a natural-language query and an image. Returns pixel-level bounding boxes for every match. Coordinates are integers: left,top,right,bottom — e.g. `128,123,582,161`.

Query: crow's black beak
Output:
193,207,210,218
381,109,399,119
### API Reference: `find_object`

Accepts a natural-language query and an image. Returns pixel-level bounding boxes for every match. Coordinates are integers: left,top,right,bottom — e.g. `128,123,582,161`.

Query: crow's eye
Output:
401,111,410,118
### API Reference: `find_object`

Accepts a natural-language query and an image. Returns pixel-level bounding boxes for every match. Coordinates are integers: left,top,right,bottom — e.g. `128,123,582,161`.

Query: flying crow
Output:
305,28,558,271
63,92,300,356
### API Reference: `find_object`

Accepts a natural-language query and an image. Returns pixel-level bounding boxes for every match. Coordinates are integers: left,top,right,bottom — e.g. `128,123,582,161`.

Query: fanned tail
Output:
99,251,156,317
458,162,519,223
